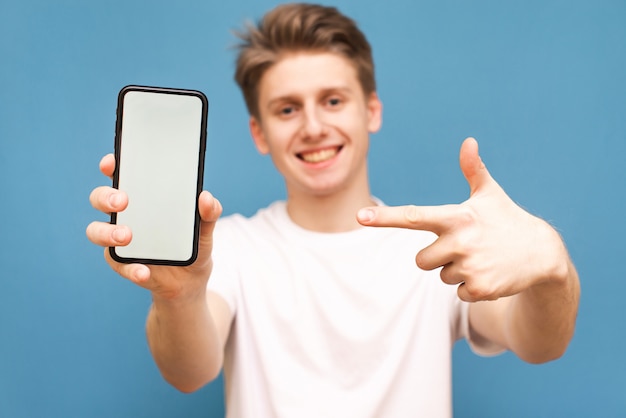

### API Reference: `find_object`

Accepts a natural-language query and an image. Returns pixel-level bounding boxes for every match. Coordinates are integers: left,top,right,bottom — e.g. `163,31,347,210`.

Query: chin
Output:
305,181,349,198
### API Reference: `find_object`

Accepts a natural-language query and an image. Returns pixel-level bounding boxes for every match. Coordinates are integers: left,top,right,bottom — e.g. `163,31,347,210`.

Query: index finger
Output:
89,185,128,214
356,204,459,234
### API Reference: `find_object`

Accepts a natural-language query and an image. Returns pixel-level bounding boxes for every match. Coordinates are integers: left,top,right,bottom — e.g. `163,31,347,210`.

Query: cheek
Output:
334,105,370,128
263,121,300,151
340,115,371,142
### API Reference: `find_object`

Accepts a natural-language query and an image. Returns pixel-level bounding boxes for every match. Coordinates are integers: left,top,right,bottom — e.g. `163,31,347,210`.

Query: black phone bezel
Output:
109,84,209,266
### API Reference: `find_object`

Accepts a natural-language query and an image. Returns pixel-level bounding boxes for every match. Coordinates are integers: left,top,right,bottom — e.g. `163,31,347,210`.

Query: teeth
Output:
300,148,338,163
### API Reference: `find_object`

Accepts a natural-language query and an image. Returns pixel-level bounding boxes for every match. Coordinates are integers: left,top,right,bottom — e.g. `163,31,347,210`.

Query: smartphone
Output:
109,85,208,266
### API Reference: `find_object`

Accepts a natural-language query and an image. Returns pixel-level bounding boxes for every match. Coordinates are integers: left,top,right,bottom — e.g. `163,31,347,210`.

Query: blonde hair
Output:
234,3,376,118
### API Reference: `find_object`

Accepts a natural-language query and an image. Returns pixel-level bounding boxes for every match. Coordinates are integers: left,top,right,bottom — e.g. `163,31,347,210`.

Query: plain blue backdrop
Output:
1,0,625,417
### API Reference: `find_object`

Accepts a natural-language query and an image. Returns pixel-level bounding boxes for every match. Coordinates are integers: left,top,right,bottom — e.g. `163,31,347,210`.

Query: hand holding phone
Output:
110,85,208,266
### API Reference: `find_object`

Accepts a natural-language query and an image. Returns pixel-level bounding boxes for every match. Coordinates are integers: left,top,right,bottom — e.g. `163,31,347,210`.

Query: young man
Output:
87,3,580,417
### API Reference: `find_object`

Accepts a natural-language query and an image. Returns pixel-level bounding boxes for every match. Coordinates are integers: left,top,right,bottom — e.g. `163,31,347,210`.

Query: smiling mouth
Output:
297,146,342,163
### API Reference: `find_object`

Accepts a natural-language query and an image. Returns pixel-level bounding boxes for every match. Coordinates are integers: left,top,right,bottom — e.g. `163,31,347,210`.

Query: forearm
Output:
504,257,580,363
146,290,224,392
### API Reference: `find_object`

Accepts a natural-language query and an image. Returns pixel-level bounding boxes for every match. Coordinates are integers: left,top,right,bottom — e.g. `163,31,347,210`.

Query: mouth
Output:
297,146,343,163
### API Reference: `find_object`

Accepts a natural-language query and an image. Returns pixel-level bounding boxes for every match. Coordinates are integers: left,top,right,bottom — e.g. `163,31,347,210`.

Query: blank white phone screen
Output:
115,90,203,263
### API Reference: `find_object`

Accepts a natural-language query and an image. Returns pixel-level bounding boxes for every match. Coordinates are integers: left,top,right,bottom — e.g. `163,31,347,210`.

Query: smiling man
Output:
247,51,381,231
87,3,579,417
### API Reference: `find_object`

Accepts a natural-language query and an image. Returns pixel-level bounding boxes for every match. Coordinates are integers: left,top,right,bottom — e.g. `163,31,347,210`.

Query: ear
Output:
249,116,270,155
366,92,383,133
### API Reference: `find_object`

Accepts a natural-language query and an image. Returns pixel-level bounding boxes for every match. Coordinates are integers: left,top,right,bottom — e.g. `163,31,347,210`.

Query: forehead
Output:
257,52,361,102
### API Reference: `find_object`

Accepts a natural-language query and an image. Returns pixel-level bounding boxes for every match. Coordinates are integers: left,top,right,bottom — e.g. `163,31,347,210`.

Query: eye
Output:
328,97,341,106
278,105,297,117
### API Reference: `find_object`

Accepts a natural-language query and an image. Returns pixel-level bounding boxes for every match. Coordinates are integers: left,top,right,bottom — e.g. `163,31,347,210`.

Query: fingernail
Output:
358,208,375,222
112,227,127,243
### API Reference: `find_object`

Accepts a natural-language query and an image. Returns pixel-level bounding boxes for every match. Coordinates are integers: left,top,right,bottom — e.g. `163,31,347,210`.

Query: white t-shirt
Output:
208,201,501,418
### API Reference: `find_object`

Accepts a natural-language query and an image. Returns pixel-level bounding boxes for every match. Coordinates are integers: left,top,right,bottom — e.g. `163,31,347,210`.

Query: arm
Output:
357,138,580,363
147,290,232,392
469,226,580,363
86,154,232,391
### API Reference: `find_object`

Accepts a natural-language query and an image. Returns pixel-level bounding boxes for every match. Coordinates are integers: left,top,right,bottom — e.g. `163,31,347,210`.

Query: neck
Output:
285,178,375,233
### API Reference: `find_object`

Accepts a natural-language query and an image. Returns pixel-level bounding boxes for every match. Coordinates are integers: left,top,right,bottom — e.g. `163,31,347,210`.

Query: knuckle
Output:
415,252,434,271
463,281,496,301
85,222,98,241
439,266,456,284
90,186,113,210
453,232,479,256
88,188,101,208
415,252,426,269
456,205,477,227
87,222,106,244
403,205,421,224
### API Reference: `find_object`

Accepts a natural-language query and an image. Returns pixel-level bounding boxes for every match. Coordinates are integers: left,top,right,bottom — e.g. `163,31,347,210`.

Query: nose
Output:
301,106,327,140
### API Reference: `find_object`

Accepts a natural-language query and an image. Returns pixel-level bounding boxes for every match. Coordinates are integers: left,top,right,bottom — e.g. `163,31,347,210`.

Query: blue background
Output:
1,0,624,416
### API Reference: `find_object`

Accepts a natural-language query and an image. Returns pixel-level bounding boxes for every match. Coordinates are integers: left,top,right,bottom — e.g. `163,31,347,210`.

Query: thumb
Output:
459,137,491,195
198,191,222,244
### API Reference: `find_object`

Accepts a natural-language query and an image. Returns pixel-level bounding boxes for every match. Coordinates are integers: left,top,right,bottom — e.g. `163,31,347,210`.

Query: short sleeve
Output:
457,299,506,356
206,217,240,316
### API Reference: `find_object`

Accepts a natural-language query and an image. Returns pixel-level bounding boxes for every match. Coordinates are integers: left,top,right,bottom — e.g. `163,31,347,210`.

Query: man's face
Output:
250,52,382,198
